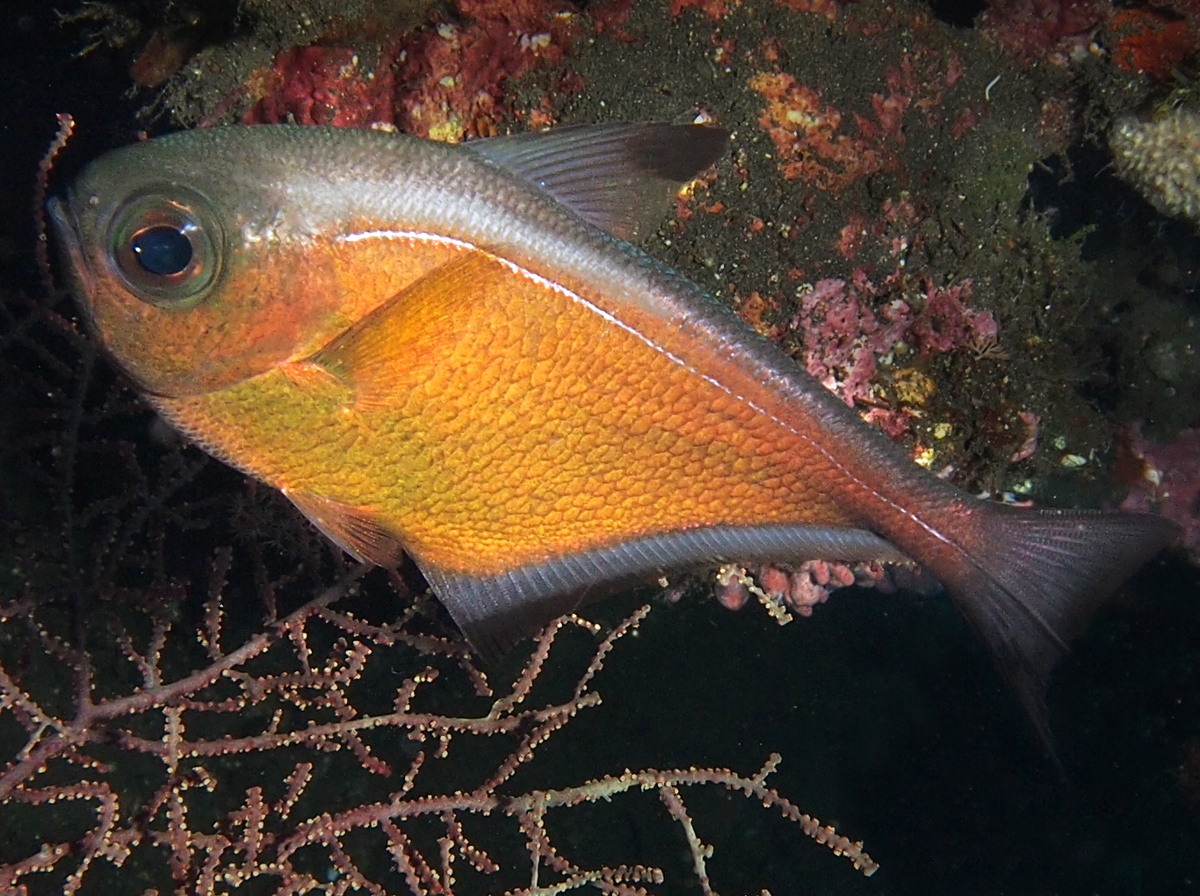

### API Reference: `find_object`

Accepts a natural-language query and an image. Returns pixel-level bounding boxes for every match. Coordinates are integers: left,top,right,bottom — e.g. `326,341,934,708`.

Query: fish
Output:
47,122,1177,746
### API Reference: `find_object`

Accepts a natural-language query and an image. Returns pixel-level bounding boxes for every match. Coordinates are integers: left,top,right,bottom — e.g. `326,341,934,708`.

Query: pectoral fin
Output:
310,251,499,411
280,360,354,408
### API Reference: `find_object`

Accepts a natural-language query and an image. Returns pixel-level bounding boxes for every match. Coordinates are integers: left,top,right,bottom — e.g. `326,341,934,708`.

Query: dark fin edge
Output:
415,523,909,663
948,504,1179,755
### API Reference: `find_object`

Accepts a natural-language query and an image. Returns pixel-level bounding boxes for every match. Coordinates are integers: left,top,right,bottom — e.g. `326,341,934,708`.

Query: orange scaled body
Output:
169,244,856,576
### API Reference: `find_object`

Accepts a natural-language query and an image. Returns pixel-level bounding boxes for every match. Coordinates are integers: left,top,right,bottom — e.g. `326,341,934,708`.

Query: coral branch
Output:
0,516,876,893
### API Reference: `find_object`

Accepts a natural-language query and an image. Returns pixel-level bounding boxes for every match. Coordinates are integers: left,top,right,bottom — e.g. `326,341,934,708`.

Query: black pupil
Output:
131,225,192,276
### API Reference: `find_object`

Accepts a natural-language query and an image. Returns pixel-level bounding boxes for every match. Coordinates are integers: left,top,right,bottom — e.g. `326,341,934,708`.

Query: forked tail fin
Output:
942,503,1178,752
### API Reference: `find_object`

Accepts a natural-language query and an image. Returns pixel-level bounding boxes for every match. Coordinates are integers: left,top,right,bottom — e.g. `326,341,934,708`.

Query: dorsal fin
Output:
464,122,728,240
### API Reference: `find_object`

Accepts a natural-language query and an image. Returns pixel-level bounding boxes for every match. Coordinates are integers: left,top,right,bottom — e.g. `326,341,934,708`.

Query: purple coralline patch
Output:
909,278,998,357
796,271,908,405
793,269,997,411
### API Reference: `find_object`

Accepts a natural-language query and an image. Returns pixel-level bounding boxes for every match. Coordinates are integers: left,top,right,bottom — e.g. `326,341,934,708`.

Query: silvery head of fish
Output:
49,127,432,397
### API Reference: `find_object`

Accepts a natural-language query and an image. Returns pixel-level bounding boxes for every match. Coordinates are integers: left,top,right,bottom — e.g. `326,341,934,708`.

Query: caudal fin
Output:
944,503,1178,752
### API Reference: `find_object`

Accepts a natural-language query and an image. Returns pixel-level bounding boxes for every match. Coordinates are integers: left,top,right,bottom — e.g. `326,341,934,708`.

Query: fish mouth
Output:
46,192,96,306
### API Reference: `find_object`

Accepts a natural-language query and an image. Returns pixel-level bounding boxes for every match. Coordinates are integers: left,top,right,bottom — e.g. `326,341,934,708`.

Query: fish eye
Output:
108,188,222,308
131,225,193,276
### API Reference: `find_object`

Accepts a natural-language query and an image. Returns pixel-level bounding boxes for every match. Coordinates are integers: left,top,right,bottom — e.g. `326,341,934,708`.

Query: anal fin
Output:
415,523,907,663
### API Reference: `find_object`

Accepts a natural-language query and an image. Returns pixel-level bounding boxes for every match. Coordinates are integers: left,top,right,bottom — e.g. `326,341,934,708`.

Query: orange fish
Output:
48,123,1176,744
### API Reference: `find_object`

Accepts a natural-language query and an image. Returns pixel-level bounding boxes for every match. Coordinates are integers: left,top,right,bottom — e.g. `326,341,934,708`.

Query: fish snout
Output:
46,192,96,308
